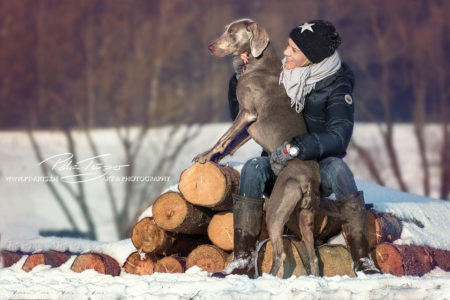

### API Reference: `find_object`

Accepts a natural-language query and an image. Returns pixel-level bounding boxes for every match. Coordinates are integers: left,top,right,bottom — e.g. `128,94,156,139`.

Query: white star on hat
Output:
299,22,315,33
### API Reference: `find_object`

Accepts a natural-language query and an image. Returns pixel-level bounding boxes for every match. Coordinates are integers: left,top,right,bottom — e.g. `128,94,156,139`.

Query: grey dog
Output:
193,19,321,276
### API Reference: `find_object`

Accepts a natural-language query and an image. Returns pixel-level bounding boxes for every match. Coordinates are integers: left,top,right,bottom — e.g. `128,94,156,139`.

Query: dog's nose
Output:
208,44,215,52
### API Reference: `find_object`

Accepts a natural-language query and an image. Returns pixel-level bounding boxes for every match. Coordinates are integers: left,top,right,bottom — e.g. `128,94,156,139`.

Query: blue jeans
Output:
238,156,357,200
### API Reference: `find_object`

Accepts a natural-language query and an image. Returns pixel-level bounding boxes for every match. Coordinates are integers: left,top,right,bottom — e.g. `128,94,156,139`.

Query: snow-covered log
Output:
367,210,402,250
71,252,120,276
22,250,71,272
373,243,433,276
1,250,25,268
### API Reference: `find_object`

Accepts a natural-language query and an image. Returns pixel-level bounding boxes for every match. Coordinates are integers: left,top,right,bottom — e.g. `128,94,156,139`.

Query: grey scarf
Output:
279,51,342,113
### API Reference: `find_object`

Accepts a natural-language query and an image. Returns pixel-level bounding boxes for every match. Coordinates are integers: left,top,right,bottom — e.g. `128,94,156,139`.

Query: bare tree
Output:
30,0,204,240
349,0,449,200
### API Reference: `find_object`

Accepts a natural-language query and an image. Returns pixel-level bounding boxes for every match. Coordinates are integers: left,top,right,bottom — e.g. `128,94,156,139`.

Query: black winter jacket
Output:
228,63,355,161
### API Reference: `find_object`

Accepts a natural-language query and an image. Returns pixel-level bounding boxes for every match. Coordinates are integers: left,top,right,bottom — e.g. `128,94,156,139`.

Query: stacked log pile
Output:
1,162,449,278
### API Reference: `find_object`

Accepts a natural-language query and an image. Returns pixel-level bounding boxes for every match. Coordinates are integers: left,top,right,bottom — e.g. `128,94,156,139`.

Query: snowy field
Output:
1,261,449,300
0,123,449,299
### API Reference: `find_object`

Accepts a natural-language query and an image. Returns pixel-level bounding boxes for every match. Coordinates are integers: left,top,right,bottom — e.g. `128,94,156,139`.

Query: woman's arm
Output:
290,84,354,160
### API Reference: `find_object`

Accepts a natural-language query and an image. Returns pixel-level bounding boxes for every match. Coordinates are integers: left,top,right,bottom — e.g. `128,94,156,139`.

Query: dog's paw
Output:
193,151,213,164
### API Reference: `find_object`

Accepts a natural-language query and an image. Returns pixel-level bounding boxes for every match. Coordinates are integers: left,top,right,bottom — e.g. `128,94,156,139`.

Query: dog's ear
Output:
248,22,269,58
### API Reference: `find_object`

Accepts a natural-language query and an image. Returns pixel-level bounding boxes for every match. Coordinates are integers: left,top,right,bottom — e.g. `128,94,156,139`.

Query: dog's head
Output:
208,19,269,58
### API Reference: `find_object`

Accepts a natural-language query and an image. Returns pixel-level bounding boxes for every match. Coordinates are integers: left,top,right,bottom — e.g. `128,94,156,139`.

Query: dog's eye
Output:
228,28,234,34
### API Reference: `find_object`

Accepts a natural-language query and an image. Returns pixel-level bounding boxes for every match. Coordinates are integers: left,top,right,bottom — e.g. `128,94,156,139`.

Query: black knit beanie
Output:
289,20,341,63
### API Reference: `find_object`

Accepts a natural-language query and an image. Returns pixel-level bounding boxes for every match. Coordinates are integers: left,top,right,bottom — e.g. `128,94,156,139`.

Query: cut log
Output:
131,217,176,254
154,256,186,273
208,212,234,251
168,235,210,257
123,252,156,275
1,250,24,268
318,244,356,277
178,162,240,211
186,244,228,273
373,243,434,276
367,210,402,250
207,211,269,252
22,250,71,272
153,192,213,234
71,252,121,276
426,247,450,271
257,237,307,278
225,252,233,267
259,212,269,241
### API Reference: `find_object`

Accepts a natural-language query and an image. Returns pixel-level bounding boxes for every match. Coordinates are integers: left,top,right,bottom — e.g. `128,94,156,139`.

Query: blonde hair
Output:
302,59,313,67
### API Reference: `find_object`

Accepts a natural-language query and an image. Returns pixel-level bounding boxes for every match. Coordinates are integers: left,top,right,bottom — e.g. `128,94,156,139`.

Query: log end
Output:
318,244,356,278
154,256,186,273
208,212,234,251
22,253,45,272
153,192,189,231
179,162,228,207
186,244,227,273
373,243,404,276
131,217,173,254
257,238,307,278
123,252,155,275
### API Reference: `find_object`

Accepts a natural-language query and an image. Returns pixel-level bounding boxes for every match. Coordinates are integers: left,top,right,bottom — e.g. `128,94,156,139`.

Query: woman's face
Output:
283,38,310,70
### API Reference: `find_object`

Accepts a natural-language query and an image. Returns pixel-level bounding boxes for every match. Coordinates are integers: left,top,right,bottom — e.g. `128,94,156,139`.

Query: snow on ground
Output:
0,263,449,300
0,123,449,299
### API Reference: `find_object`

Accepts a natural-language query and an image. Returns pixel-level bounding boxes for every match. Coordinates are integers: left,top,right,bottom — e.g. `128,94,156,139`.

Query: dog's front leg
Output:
193,110,256,163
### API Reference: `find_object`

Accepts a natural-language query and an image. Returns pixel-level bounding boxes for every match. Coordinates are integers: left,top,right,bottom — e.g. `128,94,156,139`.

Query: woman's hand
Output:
240,52,249,64
270,142,294,176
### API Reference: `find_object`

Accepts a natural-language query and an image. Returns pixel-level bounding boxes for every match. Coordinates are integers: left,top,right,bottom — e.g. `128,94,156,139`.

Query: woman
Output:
222,20,379,277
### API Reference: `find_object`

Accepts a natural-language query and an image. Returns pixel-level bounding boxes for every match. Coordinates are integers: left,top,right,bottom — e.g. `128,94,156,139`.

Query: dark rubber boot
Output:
336,191,380,275
212,194,263,278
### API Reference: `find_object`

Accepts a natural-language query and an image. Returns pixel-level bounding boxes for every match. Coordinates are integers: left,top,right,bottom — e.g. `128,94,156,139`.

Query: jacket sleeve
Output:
228,74,240,121
290,83,355,160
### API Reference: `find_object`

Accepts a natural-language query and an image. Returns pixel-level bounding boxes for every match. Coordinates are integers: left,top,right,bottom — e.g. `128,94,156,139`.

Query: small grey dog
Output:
193,19,321,276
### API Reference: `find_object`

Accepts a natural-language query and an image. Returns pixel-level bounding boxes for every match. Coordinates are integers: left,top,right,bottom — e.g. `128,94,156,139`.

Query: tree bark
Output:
373,243,434,276
367,210,402,250
1,250,24,268
425,247,450,272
